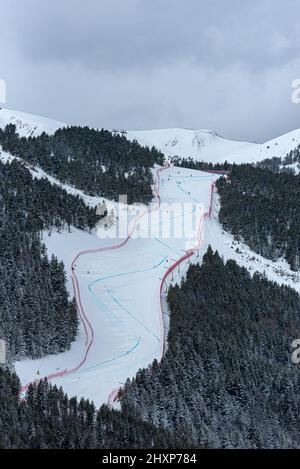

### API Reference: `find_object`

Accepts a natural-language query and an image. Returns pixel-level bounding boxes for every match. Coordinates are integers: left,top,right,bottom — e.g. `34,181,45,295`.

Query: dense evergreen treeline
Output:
172,144,300,175
171,156,231,172
0,241,78,360
216,165,300,270
121,248,300,448
258,144,300,173
0,158,101,359
0,124,165,204
0,368,186,449
0,159,100,232
285,144,300,168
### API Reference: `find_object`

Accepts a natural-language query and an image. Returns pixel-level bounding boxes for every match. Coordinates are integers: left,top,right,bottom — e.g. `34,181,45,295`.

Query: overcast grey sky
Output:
1,0,300,141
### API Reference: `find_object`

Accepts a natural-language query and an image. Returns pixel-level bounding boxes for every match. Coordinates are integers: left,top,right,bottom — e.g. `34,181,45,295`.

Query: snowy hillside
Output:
15,166,216,406
2,107,300,407
127,127,300,165
2,107,300,164
0,107,65,137
14,163,300,407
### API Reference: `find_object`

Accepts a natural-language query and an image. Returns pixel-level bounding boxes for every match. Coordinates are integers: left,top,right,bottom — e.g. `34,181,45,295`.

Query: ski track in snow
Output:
13,163,300,408
15,164,217,406
2,108,300,406
16,163,299,405
17,165,169,398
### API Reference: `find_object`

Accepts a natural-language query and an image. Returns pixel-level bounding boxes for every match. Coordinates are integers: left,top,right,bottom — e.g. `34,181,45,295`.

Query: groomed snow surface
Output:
15,166,216,407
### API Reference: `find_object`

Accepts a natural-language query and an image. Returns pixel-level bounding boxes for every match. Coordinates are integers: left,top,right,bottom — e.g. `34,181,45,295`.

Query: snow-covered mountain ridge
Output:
0,108,64,137
127,127,300,165
1,107,300,164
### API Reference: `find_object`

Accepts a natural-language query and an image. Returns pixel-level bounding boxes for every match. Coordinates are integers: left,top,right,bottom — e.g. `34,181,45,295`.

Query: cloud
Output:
1,0,300,142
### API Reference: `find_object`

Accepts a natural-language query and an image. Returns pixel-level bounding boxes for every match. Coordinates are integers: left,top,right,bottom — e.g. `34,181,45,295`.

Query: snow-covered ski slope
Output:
14,163,300,407
15,165,217,407
3,106,300,407
1,107,300,163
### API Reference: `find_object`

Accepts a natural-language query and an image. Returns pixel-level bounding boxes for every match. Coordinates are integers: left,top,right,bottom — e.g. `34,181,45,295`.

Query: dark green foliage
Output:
258,145,300,173
0,369,186,449
0,124,165,204
0,159,102,359
171,156,232,172
121,249,300,448
0,158,100,233
216,165,300,270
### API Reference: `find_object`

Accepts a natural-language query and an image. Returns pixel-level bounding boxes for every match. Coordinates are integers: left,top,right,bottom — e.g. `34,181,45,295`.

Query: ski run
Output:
1,108,299,407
